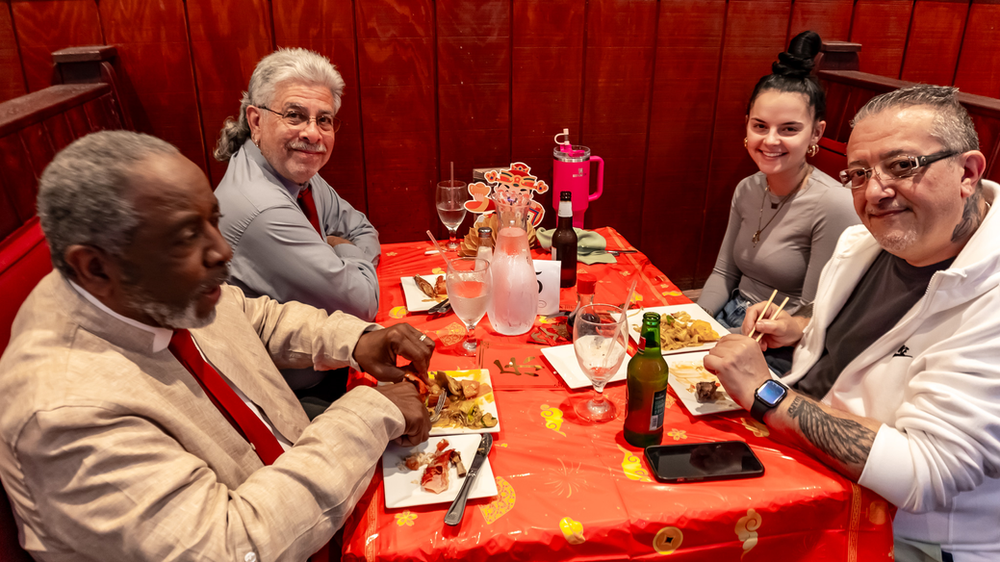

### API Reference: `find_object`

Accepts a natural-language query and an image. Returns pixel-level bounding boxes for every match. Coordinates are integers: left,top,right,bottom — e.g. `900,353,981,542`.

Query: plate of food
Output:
540,344,629,389
382,435,497,509
664,352,742,416
418,370,500,435
626,304,728,356
400,274,447,312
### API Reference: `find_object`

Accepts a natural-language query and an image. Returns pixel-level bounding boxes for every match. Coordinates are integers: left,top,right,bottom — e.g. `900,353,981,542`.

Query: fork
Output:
429,392,446,423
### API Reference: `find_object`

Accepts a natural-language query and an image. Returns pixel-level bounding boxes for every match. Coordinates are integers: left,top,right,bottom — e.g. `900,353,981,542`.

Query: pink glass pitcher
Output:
553,128,604,228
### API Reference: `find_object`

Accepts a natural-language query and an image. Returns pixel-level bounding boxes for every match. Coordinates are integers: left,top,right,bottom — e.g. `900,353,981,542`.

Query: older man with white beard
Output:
705,85,1000,562
214,49,382,410
0,130,432,562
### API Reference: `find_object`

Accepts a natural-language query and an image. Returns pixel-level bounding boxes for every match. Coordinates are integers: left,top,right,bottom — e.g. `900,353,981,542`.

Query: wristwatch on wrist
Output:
751,379,789,423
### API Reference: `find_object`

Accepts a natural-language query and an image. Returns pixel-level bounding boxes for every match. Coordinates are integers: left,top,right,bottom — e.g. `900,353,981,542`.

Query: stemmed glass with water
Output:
436,180,468,251
446,257,492,356
572,303,628,423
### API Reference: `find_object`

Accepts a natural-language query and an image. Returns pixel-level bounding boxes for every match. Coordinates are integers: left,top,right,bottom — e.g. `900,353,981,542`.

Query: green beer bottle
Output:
624,312,670,448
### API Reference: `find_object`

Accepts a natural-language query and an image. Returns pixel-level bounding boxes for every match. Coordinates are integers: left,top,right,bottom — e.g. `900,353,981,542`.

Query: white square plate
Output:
664,351,742,416
429,370,500,436
626,304,729,356
540,344,629,390
382,435,497,509
400,274,447,312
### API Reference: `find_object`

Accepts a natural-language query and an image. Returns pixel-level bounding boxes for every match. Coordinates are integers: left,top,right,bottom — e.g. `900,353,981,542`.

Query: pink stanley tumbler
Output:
552,128,604,228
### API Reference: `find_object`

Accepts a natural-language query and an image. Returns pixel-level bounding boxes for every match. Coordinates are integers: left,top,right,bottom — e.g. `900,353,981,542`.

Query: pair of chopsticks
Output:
476,341,490,370
747,289,789,343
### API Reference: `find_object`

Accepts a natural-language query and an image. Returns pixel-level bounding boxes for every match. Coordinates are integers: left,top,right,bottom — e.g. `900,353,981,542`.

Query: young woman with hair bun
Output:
697,30,859,373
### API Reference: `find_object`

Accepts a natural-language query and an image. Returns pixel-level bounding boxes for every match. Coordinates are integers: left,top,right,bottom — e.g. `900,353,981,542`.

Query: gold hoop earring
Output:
807,144,819,157
744,138,748,148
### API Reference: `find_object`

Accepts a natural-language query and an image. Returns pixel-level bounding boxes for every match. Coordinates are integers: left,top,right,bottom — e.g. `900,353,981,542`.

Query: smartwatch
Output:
751,379,789,423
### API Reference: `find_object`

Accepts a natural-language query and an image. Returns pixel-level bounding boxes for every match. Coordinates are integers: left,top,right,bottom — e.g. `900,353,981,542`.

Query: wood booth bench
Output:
0,45,131,562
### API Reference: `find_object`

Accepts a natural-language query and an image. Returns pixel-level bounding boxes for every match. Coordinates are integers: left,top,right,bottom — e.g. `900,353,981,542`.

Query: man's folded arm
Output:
14,387,404,562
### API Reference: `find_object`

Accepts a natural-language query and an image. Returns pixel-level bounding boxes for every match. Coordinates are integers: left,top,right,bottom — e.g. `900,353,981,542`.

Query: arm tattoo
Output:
952,187,984,242
786,397,875,465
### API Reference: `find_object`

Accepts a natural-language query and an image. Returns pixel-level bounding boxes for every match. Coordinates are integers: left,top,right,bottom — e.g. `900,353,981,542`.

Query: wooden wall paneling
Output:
436,0,510,240
186,0,274,185
42,112,76,153
272,0,369,215
899,0,969,85
953,0,1000,98
10,0,103,93
0,134,36,223
0,1,26,103
789,0,855,42
98,0,208,175
640,0,726,290
849,0,914,78
510,0,586,226
695,0,793,283
16,122,54,182
355,0,436,243
579,0,657,246
437,0,510,177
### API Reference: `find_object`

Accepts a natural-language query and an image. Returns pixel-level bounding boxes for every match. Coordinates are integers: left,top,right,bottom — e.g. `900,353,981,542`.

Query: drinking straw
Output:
450,161,454,186
600,278,638,373
425,230,449,265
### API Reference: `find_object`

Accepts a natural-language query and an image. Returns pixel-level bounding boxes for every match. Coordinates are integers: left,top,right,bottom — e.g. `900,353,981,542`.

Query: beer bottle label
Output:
649,389,667,431
638,336,646,352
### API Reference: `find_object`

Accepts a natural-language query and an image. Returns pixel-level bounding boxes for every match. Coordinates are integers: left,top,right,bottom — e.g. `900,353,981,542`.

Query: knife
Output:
444,433,493,526
428,298,450,314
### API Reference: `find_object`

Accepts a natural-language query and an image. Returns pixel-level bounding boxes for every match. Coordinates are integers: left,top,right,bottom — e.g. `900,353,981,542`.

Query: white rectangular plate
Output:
429,369,500,436
382,434,498,509
665,351,742,416
541,343,629,390
626,304,730,356
400,274,447,312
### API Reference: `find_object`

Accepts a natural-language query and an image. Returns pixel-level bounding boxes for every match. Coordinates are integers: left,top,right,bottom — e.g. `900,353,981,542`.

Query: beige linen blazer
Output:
0,272,405,562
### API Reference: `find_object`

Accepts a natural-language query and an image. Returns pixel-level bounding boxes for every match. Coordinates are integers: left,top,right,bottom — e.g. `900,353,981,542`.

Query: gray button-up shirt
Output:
216,140,381,323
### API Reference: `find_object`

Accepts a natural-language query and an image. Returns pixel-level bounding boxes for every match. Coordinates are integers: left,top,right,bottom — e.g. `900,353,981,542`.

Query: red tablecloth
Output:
343,228,893,561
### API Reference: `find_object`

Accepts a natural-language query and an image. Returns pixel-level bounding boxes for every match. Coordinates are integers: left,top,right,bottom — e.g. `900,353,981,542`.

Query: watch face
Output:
756,380,786,407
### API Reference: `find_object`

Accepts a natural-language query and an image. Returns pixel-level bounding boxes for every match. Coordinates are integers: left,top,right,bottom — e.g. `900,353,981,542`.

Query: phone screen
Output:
644,441,764,483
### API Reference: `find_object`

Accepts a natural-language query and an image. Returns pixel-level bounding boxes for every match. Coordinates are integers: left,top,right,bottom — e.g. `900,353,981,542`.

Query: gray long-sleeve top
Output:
698,169,859,317
216,140,381,322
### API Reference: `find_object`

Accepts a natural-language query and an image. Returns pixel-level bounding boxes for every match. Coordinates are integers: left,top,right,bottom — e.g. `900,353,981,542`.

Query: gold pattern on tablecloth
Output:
432,267,445,275
386,251,397,257
868,500,889,525
545,458,589,498
394,511,417,527
617,444,653,482
666,428,687,441
736,417,770,438
540,404,567,436
559,517,586,545
437,322,466,346
653,526,684,554
479,477,515,525
735,509,762,559
389,306,408,319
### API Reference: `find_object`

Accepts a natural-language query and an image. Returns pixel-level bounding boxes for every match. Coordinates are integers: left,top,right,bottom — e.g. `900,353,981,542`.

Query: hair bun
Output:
771,30,821,79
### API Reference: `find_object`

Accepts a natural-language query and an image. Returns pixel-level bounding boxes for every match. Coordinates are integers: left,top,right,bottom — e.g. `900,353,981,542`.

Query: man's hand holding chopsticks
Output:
742,301,809,351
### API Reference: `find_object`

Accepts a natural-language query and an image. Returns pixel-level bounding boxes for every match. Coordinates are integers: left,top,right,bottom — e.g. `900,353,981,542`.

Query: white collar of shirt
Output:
68,280,173,352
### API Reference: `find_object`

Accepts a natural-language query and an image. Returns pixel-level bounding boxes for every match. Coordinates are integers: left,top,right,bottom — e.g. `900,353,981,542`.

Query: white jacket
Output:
783,180,1000,561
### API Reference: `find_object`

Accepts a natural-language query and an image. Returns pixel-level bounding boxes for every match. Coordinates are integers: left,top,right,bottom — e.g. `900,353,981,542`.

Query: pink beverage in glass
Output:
487,201,538,335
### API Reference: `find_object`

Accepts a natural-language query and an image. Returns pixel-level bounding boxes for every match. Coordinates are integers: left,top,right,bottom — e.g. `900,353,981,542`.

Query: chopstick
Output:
754,296,789,343
746,289,777,340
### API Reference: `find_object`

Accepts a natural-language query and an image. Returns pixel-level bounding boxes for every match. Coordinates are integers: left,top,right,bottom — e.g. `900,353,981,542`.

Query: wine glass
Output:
572,303,628,423
436,180,469,251
446,257,492,355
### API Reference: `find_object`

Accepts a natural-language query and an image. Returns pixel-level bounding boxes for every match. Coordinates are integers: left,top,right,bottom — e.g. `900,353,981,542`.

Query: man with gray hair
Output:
707,85,1000,561
0,130,433,561
214,48,382,409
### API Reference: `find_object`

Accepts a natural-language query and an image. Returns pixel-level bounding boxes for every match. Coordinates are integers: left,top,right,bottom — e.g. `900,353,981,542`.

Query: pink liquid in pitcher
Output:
487,226,538,335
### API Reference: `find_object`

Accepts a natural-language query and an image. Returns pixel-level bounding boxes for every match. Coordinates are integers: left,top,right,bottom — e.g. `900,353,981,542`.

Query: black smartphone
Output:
644,441,764,483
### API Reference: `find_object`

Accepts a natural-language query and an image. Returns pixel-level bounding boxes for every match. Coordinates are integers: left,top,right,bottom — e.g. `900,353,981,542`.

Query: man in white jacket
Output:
706,85,1000,562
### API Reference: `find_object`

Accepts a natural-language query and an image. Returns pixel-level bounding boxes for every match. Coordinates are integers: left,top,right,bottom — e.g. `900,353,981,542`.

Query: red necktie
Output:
169,329,285,465
297,185,323,236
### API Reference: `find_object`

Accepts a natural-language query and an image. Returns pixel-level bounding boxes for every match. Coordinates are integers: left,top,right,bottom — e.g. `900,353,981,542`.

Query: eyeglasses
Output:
257,105,342,133
839,150,957,189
